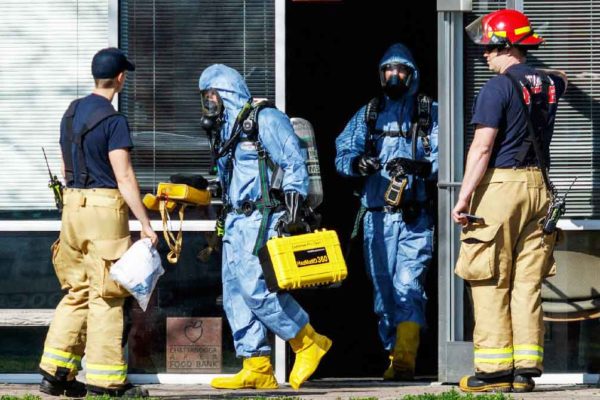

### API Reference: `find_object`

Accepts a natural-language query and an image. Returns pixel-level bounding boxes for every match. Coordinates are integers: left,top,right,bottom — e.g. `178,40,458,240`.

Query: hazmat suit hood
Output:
374,43,422,135
199,64,252,116
379,43,420,98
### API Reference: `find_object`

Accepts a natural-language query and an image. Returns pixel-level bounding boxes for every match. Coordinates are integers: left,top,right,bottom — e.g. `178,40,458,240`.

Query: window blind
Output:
465,0,600,218
0,1,109,211
120,0,276,194
523,0,600,217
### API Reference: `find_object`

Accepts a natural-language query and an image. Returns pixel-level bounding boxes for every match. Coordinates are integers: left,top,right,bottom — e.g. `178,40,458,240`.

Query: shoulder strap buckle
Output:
416,94,432,135
364,97,380,129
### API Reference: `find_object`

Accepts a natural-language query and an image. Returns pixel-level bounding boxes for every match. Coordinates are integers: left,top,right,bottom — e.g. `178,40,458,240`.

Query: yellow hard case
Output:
258,229,348,292
156,182,211,206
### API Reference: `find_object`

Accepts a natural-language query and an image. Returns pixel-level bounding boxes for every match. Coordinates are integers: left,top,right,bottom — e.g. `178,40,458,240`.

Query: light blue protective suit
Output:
335,44,439,351
199,64,309,357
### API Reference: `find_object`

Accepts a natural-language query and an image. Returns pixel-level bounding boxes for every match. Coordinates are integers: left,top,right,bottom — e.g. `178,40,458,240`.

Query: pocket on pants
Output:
455,223,502,281
91,237,132,298
51,239,70,290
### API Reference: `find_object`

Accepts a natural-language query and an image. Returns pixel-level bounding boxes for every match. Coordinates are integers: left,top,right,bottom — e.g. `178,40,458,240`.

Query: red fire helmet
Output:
465,9,544,48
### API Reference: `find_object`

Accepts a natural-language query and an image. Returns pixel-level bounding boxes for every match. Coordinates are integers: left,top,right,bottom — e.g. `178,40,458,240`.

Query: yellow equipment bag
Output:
143,193,176,212
258,229,347,292
143,182,211,264
155,182,211,206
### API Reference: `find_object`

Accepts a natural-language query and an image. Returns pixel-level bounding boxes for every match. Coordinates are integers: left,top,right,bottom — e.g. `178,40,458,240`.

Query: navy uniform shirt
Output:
60,94,133,188
470,63,566,168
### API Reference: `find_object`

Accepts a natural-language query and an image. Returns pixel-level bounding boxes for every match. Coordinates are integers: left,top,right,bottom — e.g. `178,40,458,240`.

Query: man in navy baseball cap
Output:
91,47,135,79
38,45,155,398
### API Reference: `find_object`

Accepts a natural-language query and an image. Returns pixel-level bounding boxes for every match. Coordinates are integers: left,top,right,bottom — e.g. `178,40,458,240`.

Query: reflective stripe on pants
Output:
40,347,82,372
86,363,127,385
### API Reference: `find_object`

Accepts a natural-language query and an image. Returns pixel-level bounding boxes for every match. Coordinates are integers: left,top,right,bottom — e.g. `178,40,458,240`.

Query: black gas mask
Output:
380,63,413,100
200,88,224,133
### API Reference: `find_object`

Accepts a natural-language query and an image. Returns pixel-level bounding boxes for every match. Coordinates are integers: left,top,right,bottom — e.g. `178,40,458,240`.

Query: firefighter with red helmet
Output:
454,9,568,393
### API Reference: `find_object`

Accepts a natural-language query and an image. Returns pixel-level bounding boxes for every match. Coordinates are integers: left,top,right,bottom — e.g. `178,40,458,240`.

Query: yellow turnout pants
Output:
40,188,132,389
455,168,558,377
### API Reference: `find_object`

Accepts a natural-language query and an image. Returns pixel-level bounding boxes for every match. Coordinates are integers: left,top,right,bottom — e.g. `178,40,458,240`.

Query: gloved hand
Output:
352,155,381,176
207,179,222,198
279,191,308,235
386,157,432,178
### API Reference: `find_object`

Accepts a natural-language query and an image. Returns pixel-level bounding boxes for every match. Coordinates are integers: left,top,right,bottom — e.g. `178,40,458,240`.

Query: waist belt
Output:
63,188,124,209
232,201,285,217
228,198,285,256
481,167,545,187
366,206,401,213
366,201,431,214
374,130,408,138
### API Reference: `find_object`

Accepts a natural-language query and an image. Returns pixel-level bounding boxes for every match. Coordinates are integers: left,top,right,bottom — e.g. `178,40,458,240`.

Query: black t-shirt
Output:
470,63,566,168
60,94,134,188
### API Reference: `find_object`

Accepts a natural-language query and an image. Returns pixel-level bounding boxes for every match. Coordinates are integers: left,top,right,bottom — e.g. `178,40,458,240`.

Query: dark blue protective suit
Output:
335,44,438,351
199,65,309,357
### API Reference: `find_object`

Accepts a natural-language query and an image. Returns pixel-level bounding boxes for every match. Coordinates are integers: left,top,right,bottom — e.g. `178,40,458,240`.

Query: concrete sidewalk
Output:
2,379,600,399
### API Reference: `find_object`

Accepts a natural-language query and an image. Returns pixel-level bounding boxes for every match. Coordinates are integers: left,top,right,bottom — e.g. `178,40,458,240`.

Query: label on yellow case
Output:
294,247,329,267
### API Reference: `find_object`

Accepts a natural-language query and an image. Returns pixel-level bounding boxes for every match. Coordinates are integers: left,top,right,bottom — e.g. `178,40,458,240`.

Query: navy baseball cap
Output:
91,47,135,79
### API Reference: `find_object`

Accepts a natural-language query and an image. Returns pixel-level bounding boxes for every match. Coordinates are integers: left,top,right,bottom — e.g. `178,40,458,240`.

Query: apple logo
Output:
184,320,203,343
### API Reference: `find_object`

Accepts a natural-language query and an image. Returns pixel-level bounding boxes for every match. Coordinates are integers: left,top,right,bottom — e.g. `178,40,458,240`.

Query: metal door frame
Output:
436,1,472,383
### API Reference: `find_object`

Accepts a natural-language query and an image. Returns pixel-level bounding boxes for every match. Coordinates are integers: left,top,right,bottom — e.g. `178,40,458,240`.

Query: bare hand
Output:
141,224,158,247
452,198,470,226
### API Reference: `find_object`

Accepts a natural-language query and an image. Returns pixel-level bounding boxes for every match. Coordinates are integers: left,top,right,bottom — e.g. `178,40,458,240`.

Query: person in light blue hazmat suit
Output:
198,64,332,390
335,43,438,381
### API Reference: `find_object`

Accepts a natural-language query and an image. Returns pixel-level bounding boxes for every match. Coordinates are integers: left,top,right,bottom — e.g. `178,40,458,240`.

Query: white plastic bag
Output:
110,238,164,311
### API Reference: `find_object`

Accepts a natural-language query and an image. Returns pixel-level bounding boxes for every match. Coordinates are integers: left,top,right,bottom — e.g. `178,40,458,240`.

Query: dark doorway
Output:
285,0,438,378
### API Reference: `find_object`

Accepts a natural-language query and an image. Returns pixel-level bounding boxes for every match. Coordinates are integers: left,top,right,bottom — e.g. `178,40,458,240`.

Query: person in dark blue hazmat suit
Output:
335,43,438,381
198,64,332,390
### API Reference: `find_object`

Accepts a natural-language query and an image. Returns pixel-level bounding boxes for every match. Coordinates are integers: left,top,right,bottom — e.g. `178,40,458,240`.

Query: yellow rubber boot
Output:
383,321,420,381
288,324,332,389
210,356,278,389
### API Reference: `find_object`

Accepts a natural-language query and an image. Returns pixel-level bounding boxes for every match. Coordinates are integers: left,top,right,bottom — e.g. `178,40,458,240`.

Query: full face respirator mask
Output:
380,63,413,100
199,88,224,132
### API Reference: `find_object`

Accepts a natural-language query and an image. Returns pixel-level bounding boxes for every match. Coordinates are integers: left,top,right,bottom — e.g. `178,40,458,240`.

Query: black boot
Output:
87,383,149,398
39,377,87,398
513,374,535,392
459,375,512,393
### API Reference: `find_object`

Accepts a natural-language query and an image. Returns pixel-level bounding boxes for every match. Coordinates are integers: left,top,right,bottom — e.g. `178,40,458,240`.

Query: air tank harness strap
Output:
416,94,433,156
350,205,367,241
252,140,281,256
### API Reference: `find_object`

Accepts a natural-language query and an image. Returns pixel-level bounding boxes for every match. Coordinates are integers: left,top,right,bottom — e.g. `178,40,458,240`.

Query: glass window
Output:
120,0,276,194
0,327,48,373
0,1,109,213
523,0,600,218
0,232,62,309
0,230,240,373
543,230,600,372
127,231,247,373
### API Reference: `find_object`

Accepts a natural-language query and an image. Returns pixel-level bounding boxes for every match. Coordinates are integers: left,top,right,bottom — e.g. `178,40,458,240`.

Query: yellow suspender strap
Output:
160,201,186,264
